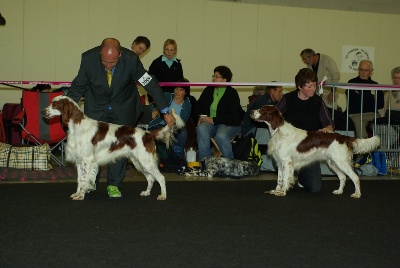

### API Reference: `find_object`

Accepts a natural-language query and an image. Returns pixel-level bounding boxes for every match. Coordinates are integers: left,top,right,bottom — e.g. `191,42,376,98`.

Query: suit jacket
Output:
68,46,168,126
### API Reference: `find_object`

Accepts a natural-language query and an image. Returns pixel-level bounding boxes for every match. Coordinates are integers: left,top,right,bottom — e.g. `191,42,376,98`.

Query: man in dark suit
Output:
67,38,175,198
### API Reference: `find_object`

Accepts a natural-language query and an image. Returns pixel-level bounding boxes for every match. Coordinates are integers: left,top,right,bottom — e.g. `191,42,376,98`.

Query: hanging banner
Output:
341,45,375,73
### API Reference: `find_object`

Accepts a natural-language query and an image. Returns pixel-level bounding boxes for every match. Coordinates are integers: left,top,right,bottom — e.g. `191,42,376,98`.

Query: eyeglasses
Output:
212,75,223,79
358,68,372,72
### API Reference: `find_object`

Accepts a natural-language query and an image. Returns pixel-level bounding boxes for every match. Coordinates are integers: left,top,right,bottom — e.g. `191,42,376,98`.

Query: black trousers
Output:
298,163,322,193
95,110,127,188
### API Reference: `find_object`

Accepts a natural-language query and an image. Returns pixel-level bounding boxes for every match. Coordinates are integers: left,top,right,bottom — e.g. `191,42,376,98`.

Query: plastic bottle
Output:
186,147,196,162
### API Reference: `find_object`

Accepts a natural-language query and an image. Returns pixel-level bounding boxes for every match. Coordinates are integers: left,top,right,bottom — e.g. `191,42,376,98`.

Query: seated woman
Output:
148,78,192,163
196,65,242,161
383,66,400,118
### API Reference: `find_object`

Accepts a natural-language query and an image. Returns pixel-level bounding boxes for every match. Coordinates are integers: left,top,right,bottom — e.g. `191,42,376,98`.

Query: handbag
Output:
0,142,52,171
370,151,387,175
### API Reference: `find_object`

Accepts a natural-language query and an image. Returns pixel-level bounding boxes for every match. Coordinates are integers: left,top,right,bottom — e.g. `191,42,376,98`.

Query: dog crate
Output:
374,124,400,174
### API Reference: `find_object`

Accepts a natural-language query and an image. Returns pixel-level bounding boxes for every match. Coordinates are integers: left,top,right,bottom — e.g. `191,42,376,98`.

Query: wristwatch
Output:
161,110,170,116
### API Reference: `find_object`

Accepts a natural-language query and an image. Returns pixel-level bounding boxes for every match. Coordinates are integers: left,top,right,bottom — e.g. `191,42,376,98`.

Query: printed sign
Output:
341,45,375,73
138,72,152,86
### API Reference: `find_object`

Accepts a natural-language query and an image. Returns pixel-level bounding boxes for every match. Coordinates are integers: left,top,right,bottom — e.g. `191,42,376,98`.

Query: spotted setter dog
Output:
42,95,184,200
250,105,380,198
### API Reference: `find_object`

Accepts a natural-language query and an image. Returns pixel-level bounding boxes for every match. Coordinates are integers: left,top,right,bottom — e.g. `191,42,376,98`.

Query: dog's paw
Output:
70,192,79,198
140,190,150,197
350,192,361,198
332,189,343,195
70,192,84,200
265,190,286,196
157,194,167,201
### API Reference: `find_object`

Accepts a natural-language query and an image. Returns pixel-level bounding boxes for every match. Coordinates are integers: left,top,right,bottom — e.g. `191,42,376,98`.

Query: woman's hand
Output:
163,113,176,127
318,125,334,133
198,115,213,125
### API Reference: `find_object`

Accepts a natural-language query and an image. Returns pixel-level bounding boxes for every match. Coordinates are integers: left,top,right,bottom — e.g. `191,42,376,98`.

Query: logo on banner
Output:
341,46,375,73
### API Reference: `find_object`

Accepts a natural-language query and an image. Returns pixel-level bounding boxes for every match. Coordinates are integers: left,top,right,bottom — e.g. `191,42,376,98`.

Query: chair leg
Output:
50,139,66,166
211,138,222,157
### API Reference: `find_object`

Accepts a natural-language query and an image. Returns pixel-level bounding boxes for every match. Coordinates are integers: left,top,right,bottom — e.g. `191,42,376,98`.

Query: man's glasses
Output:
212,75,223,79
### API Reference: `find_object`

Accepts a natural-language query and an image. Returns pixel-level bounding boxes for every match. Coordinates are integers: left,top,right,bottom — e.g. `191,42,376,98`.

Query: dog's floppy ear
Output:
56,98,79,125
60,100,73,125
269,106,284,130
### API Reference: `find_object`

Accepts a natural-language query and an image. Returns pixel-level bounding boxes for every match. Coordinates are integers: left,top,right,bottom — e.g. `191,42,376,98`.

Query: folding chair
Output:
211,138,223,157
0,111,5,143
12,90,67,166
210,134,240,158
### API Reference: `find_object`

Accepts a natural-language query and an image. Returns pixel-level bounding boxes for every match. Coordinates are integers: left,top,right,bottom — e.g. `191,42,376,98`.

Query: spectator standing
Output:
131,36,151,57
131,36,151,105
67,38,174,199
275,68,334,193
300,48,340,109
196,65,241,161
149,39,184,96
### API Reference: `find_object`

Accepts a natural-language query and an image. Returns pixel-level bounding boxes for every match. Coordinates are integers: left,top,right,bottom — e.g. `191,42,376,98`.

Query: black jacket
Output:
347,76,384,114
196,86,241,126
284,90,323,131
149,55,184,93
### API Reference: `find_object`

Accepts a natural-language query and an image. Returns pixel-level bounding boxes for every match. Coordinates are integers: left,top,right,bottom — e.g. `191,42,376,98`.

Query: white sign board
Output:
341,45,375,73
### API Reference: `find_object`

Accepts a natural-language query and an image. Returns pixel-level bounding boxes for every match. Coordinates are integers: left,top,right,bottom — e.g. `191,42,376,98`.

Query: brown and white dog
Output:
250,105,380,198
42,95,185,201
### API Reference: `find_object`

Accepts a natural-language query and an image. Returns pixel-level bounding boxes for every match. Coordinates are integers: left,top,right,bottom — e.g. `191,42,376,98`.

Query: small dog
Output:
180,157,260,179
42,95,185,201
250,105,380,198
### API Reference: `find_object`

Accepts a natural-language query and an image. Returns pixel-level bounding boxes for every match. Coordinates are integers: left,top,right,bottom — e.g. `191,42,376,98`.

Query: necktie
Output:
107,69,112,87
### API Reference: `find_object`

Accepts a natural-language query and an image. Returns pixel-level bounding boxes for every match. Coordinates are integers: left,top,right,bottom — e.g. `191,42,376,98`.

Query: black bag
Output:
2,103,23,145
232,133,262,166
328,109,356,132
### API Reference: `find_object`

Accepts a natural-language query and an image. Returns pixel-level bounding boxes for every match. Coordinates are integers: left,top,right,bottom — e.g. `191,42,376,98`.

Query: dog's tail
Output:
352,135,381,154
151,108,185,148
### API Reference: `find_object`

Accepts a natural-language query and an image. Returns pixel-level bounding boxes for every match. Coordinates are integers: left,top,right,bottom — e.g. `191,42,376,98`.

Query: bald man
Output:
68,38,174,198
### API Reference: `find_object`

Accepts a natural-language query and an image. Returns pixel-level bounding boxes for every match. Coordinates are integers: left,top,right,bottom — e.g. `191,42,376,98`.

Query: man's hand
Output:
163,113,175,127
152,110,160,119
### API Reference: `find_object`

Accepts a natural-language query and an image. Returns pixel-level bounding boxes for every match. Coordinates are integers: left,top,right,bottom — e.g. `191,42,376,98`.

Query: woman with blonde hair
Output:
149,38,184,95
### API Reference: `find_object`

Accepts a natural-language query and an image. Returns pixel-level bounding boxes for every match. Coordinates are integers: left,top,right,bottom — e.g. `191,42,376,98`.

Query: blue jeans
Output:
197,123,241,161
298,163,322,192
172,128,188,159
